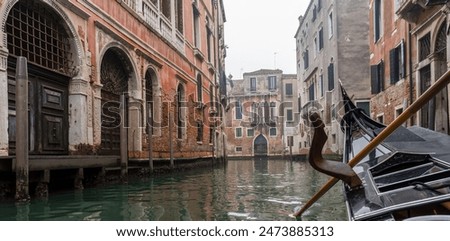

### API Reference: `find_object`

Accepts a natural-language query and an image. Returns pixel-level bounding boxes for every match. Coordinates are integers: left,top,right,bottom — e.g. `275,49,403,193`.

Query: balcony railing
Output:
119,0,185,53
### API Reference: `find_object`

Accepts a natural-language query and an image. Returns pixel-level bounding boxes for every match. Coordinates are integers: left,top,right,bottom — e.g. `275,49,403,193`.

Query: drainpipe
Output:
15,56,30,202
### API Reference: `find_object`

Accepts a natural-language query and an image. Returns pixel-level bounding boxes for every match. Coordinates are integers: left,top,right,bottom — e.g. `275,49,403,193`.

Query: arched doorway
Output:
254,134,268,156
434,22,449,134
100,48,131,155
6,0,74,154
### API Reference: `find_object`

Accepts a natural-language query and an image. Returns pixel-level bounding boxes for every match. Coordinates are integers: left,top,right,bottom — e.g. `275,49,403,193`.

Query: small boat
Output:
294,71,450,221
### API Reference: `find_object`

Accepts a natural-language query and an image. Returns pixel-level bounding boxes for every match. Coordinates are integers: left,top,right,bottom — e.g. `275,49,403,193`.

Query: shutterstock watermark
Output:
99,93,355,131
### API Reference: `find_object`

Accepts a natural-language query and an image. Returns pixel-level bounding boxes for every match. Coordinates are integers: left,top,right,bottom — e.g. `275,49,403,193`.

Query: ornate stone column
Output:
91,83,103,148
68,77,90,153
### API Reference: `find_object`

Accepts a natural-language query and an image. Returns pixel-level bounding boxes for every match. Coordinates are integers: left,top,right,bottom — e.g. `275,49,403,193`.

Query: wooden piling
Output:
148,116,154,173
120,94,128,180
169,111,174,169
15,57,30,202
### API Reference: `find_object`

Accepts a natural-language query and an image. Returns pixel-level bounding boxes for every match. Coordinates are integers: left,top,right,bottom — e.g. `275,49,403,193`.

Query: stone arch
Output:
433,20,449,134
98,46,140,154
0,0,85,70
144,66,162,136
254,134,268,156
2,0,87,155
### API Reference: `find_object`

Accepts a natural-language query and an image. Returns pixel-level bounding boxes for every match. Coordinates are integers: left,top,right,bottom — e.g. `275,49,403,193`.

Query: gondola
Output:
339,88,450,220
293,71,450,221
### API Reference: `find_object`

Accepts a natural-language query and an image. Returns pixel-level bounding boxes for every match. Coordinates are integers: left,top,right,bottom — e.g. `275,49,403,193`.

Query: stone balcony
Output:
119,0,186,54
397,0,449,23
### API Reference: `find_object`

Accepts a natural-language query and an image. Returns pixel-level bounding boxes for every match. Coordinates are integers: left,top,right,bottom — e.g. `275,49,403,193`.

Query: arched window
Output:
435,22,447,78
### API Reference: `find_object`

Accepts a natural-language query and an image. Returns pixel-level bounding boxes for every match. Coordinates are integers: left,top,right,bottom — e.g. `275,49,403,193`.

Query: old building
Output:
0,0,227,196
224,69,300,158
369,0,411,126
390,0,450,134
295,0,371,154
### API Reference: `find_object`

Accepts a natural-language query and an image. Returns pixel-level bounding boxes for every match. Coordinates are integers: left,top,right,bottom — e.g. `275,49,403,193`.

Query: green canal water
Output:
0,159,347,221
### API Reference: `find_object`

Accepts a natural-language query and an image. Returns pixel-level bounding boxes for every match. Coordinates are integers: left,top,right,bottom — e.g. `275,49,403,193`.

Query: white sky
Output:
223,1,309,79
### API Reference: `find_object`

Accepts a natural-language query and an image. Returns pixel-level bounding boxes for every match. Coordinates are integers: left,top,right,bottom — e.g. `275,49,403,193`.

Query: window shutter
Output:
371,65,379,94
379,61,384,92
328,63,335,91
390,48,399,84
319,28,324,50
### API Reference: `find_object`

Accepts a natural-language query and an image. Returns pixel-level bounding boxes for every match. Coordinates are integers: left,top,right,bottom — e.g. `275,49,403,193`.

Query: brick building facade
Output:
369,0,411,126
225,69,300,157
371,0,450,135
0,0,227,160
295,0,371,154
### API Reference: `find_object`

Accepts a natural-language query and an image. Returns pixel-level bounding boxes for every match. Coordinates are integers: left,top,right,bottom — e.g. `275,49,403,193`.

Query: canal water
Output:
0,159,347,221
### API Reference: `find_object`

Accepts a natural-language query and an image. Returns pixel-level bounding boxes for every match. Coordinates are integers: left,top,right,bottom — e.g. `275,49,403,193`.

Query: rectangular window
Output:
377,114,384,124
371,61,384,94
309,83,315,101
268,76,277,91
303,50,309,69
395,107,404,118
328,63,335,91
328,12,334,38
285,83,293,96
250,77,257,92
161,0,171,20
247,128,254,137
319,27,324,50
235,127,243,138
314,37,318,56
193,5,200,47
419,33,431,61
206,26,212,62
374,0,382,42
317,0,322,12
312,6,317,22
270,102,277,122
235,100,242,120
356,101,370,116
319,74,324,97
235,146,242,152
269,127,277,136
390,41,405,84
175,0,183,33
286,109,294,122
196,121,203,143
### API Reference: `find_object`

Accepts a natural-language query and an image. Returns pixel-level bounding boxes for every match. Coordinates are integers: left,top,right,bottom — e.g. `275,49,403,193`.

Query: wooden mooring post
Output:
15,56,30,201
120,94,128,180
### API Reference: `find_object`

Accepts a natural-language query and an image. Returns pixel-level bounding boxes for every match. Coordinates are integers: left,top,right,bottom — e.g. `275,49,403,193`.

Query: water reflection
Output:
0,159,347,221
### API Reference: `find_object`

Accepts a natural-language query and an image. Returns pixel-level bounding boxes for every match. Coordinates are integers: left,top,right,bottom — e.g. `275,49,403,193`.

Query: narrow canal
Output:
0,159,347,221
